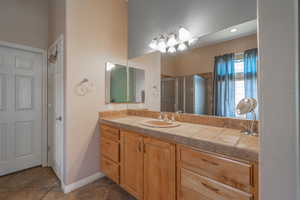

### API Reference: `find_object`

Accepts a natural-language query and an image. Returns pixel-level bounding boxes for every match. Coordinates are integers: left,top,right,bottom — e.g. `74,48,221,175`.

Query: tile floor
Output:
0,167,136,200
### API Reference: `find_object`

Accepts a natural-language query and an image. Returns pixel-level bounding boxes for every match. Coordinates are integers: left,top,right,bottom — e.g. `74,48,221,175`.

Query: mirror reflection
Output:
105,62,145,103
161,26,258,119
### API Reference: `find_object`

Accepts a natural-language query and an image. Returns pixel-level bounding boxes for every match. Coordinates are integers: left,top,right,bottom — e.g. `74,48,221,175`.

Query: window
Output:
234,54,246,118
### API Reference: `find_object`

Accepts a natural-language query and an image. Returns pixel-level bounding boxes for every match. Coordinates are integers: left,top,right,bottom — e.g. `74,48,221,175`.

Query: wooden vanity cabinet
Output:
100,124,258,200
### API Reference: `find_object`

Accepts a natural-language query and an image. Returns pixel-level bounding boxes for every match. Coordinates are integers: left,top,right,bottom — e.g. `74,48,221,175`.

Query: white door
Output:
48,37,64,180
0,46,43,176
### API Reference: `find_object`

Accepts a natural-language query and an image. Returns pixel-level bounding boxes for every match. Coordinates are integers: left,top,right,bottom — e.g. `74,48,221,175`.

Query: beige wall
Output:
128,52,162,111
48,0,66,46
162,34,257,76
65,0,128,184
0,0,48,49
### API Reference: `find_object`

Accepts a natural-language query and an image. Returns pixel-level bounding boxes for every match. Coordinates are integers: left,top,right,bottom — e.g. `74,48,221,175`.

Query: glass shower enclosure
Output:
161,75,209,115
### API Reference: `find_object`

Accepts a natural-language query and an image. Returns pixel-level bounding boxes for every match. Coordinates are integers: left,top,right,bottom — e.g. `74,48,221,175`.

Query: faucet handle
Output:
158,112,163,120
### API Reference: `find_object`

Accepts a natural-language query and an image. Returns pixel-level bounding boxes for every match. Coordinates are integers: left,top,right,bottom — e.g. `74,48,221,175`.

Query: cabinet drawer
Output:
101,137,120,163
179,146,253,192
101,156,120,184
101,125,120,141
179,168,252,200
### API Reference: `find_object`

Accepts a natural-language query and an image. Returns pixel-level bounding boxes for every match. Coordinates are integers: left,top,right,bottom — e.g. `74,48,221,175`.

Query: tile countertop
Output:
99,116,259,163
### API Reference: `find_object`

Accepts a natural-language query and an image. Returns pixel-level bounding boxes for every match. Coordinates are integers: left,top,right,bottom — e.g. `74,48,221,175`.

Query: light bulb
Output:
149,38,158,49
167,34,177,47
168,46,176,53
179,27,191,41
158,36,167,50
159,47,166,53
178,43,187,51
230,28,237,33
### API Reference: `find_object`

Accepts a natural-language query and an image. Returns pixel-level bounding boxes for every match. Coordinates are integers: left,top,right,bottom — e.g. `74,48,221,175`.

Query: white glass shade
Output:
158,36,167,50
149,39,158,49
167,34,177,47
159,47,166,53
188,38,198,46
179,27,191,41
168,46,176,53
177,43,187,51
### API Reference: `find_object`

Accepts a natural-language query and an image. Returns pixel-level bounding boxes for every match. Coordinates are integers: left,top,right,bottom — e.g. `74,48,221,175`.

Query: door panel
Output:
0,123,8,162
121,131,144,199
0,74,7,111
0,46,43,176
143,137,176,200
15,121,34,157
15,75,34,110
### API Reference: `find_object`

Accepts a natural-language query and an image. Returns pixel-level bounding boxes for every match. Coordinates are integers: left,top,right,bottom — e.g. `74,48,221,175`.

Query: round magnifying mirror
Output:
236,97,257,115
236,97,258,136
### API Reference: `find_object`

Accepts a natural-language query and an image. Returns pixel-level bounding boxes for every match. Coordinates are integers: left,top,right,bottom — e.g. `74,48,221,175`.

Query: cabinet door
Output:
143,137,176,200
121,131,144,199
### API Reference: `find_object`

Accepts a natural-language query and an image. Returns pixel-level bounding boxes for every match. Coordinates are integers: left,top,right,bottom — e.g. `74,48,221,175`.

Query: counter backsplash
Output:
99,109,259,134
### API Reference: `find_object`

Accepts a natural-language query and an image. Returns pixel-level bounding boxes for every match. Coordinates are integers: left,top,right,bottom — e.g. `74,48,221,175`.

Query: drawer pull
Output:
202,182,219,193
201,158,219,166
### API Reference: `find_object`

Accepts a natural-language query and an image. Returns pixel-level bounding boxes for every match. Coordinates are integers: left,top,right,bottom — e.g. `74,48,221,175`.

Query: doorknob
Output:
56,116,62,121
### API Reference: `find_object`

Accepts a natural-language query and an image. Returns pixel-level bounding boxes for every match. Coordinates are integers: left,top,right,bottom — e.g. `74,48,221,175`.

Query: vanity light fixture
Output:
178,43,187,51
230,28,238,33
149,27,196,53
168,46,177,53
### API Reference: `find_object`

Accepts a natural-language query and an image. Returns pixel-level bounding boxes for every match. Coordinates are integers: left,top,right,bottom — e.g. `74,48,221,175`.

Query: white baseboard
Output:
62,172,105,193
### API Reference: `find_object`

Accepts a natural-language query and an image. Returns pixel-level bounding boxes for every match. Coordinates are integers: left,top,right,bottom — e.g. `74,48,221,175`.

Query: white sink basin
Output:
141,120,181,128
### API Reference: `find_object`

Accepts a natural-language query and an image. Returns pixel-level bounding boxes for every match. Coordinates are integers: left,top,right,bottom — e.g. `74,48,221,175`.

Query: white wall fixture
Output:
75,78,95,96
149,27,198,54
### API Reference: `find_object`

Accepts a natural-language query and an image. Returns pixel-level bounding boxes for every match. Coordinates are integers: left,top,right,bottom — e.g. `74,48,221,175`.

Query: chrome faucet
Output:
163,113,169,121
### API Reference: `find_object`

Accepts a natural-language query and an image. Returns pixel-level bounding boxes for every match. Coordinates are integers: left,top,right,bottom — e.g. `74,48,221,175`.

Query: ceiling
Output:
192,19,257,49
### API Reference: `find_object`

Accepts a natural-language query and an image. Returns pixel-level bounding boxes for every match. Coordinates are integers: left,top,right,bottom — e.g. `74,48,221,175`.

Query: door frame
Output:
0,40,48,167
47,34,64,180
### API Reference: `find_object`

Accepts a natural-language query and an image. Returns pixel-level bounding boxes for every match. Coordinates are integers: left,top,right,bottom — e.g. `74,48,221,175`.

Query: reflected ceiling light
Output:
149,38,158,49
106,62,115,71
167,34,177,47
179,27,191,41
230,28,238,33
178,43,187,51
168,46,176,53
